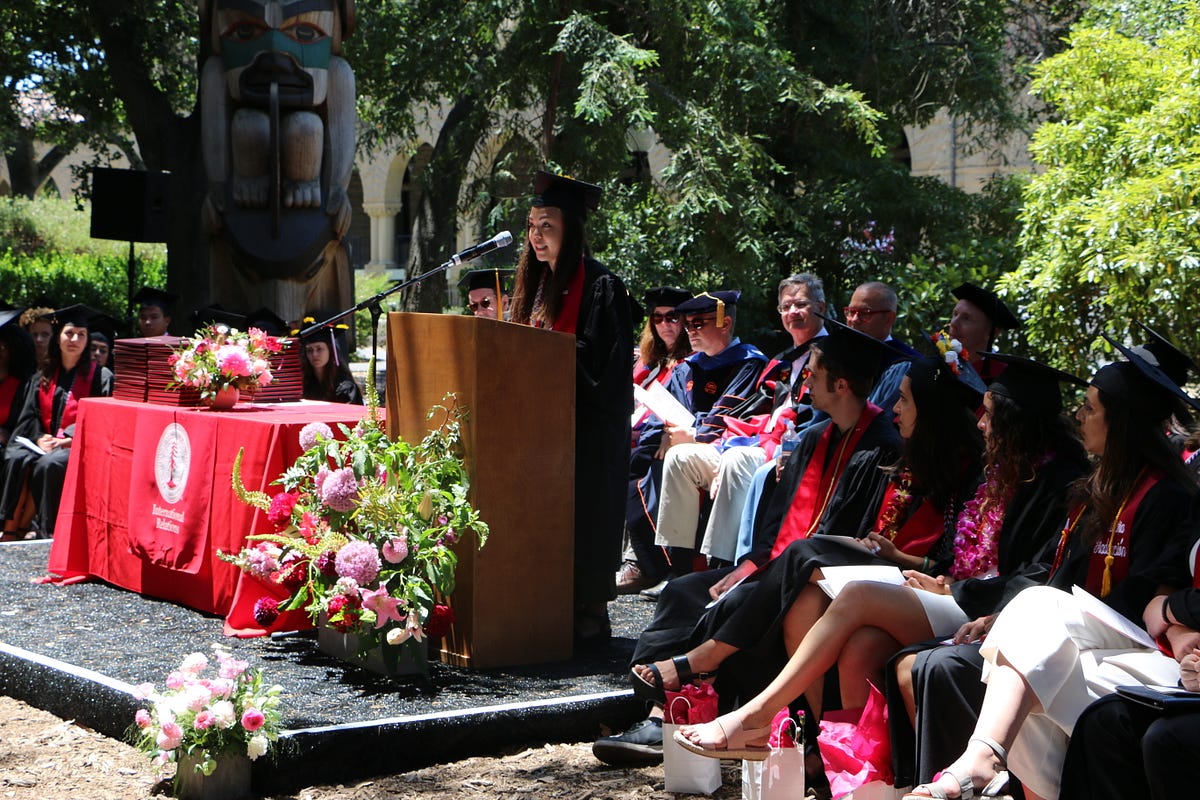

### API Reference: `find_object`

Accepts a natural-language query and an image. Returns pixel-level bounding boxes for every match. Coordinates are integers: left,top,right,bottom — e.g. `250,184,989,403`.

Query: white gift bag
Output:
663,697,723,795
741,714,805,800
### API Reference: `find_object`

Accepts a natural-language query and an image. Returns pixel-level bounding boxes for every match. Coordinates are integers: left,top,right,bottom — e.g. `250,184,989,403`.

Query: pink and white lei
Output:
951,452,1053,580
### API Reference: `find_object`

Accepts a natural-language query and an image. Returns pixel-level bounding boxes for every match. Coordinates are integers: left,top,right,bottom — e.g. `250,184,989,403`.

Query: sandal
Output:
630,654,716,703
672,714,772,761
902,736,1011,800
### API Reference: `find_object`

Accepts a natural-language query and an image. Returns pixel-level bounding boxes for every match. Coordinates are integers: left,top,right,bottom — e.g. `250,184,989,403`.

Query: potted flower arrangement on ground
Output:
169,323,284,406
130,647,283,799
223,394,488,675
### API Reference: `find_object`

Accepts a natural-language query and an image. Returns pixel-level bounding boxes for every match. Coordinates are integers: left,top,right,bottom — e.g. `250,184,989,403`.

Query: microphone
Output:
447,231,513,266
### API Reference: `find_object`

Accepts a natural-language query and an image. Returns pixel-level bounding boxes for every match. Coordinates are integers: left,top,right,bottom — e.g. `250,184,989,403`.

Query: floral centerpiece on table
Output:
130,647,283,780
222,394,487,672
169,323,283,401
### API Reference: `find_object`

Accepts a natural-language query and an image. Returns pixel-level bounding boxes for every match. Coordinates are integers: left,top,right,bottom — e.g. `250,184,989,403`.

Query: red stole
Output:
771,403,883,558
1052,469,1162,597
0,375,18,418
547,258,586,334
888,494,944,557
39,363,96,437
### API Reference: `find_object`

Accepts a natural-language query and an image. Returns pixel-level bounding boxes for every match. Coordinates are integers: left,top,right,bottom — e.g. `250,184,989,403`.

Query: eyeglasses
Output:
777,300,811,314
467,298,494,312
685,316,718,332
842,306,889,320
650,312,680,325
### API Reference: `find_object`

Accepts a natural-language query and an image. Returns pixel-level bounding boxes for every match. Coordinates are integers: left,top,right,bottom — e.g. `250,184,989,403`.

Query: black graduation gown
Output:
888,476,1197,789
571,258,634,604
0,364,113,534
629,406,902,676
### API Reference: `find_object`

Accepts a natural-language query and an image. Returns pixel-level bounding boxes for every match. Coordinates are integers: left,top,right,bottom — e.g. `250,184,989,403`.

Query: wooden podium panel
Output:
386,312,575,667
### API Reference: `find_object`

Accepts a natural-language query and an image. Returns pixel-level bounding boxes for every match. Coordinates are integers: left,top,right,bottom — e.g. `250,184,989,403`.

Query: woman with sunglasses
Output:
510,171,634,646
632,287,691,391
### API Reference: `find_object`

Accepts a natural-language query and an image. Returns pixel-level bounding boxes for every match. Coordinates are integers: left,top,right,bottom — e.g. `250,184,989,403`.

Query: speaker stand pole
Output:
126,240,136,331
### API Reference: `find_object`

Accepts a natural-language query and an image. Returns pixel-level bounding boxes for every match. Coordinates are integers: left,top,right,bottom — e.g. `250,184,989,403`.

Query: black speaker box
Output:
90,168,171,243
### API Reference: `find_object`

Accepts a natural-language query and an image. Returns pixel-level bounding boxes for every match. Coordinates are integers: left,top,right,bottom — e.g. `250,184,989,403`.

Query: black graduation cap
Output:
40,303,108,330
642,286,692,310
133,286,179,313
952,283,1021,330
905,354,987,409
457,268,515,293
532,170,603,219
1133,322,1198,388
0,308,22,330
1096,333,1200,416
245,307,289,336
294,314,351,367
675,290,740,328
981,352,1084,415
190,303,248,330
809,315,900,387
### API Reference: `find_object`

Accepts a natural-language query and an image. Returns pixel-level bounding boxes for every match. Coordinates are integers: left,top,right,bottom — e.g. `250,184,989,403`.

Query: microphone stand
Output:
298,257,459,398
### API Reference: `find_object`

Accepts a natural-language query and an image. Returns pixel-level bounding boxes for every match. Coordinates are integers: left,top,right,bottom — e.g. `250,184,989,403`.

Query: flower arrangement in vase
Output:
169,324,283,403
222,394,487,673
130,647,283,788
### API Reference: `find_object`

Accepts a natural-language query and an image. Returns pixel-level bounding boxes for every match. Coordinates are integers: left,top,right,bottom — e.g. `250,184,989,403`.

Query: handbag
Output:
1115,684,1200,713
742,709,806,800
663,695,723,795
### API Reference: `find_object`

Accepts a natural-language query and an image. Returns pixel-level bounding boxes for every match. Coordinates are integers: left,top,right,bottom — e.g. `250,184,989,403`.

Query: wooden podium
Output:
386,312,576,667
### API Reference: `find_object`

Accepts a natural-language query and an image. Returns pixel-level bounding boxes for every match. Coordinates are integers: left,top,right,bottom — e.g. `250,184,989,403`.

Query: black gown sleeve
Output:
575,261,634,415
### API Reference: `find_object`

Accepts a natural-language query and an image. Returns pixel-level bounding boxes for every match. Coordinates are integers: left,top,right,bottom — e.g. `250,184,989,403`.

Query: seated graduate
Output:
1058,537,1200,800
898,340,1199,800
623,289,767,591
594,323,900,766
18,305,55,369
0,305,114,539
947,282,1021,382
886,334,1200,790
632,350,985,706
297,317,363,405
132,286,177,338
458,268,514,320
671,353,1091,763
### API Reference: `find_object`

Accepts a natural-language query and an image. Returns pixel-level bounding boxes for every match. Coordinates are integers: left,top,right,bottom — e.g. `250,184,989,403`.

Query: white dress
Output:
979,584,1180,799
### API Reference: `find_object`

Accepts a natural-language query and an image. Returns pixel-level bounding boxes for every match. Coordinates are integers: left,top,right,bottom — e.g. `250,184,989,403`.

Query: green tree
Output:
1002,2,1200,370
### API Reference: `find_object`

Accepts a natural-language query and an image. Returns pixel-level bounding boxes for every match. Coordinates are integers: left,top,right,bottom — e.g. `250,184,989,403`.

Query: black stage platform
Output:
0,541,653,794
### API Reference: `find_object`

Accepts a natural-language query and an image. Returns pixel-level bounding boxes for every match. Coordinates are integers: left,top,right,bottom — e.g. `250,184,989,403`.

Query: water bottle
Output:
778,419,799,465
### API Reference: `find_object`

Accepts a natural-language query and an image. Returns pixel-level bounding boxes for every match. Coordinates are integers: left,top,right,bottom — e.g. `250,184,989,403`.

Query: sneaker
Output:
615,560,655,595
592,717,663,766
639,578,670,601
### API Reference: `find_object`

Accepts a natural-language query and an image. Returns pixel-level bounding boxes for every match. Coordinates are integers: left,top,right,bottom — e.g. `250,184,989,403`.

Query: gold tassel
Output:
494,268,504,320
1101,554,1115,597
715,296,725,328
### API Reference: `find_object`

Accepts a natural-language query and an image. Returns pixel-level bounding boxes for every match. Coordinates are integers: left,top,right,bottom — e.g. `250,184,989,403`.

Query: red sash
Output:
0,375,18,419
548,258,586,334
39,363,96,437
771,403,882,558
889,495,944,557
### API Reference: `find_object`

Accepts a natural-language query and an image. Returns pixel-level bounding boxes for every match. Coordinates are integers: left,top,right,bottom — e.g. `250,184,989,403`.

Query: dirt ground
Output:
0,695,748,800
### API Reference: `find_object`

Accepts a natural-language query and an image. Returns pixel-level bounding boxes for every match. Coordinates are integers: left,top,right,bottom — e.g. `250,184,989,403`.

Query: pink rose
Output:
194,710,216,730
157,721,183,750
135,709,153,729
241,708,266,732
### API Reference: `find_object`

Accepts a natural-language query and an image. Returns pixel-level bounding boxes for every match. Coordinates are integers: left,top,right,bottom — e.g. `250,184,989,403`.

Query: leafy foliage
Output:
1004,3,1200,370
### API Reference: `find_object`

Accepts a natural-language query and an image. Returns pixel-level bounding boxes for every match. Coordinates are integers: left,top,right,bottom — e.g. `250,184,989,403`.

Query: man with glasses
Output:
841,281,918,412
458,268,514,321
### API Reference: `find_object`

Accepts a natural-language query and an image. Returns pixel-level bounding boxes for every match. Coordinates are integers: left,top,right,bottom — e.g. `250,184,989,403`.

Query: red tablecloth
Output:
46,397,370,636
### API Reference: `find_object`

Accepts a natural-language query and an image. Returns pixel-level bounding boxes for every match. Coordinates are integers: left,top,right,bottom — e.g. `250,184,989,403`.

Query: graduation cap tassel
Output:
495,268,504,321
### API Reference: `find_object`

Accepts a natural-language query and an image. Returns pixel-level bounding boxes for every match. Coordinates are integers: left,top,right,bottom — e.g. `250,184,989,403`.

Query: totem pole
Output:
199,0,356,325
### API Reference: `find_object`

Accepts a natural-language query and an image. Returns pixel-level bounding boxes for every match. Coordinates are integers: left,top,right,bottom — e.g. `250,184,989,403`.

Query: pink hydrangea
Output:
334,541,381,585
241,708,266,732
244,543,280,578
320,467,359,512
216,344,252,377
299,422,334,451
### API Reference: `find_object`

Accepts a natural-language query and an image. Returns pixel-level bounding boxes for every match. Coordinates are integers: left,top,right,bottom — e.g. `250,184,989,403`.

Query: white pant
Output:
655,444,766,562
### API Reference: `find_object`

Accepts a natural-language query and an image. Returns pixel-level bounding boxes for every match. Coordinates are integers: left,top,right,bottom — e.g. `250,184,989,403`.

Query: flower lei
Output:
951,452,1053,580
931,330,969,376
876,469,916,541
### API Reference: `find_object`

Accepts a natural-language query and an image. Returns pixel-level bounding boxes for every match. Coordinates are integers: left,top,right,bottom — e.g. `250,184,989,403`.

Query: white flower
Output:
210,700,236,729
180,653,209,675
247,734,270,761
944,350,958,365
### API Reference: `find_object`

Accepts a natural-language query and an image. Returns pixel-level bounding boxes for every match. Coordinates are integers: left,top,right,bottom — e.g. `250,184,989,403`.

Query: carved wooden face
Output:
215,0,340,107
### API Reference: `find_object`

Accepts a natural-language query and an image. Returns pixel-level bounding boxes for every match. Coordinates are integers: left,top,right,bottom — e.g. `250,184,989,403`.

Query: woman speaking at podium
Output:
510,171,634,647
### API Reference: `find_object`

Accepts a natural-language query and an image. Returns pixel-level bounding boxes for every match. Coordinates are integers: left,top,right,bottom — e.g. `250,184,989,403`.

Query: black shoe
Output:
592,717,663,766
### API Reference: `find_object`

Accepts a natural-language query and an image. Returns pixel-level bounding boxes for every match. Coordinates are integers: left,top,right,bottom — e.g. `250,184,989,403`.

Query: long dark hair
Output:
301,339,356,402
983,391,1084,519
637,315,691,369
895,360,985,510
509,210,587,326
41,320,92,387
1072,378,1198,546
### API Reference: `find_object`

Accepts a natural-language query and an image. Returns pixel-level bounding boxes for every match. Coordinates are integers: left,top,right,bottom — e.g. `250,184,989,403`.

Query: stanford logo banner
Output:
127,417,216,573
